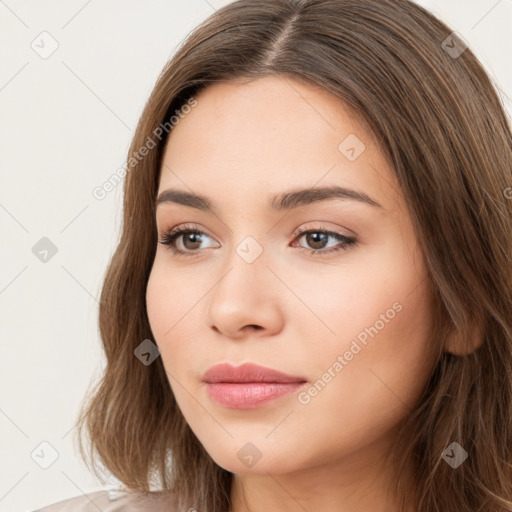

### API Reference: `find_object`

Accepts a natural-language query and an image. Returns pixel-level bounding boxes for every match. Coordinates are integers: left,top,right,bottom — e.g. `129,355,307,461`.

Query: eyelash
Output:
158,223,357,258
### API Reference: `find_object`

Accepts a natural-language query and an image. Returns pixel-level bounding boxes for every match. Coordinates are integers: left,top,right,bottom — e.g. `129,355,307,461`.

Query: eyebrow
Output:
155,185,383,212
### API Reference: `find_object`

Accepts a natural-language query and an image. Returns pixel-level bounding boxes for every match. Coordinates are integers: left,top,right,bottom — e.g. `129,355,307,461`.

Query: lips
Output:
202,362,307,384
202,363,308,409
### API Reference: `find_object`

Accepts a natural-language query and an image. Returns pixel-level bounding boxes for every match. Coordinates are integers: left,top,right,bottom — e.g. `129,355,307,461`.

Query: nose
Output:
206,253,284,340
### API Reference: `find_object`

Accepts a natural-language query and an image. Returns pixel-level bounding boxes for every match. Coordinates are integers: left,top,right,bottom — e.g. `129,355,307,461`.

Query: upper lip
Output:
202,363,307,384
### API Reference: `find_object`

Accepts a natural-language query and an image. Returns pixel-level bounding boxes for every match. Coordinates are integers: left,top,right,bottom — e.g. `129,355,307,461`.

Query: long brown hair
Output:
75,0,512,510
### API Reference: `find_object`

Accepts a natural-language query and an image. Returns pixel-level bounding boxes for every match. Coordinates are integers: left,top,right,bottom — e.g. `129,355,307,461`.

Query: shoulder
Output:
32,487,180,512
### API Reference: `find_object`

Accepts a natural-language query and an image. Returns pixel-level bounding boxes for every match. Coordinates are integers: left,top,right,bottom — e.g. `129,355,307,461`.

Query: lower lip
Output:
205,382,306,409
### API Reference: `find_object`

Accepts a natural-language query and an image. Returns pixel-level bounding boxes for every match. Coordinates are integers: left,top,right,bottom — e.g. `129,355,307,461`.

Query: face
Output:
146,75,438,479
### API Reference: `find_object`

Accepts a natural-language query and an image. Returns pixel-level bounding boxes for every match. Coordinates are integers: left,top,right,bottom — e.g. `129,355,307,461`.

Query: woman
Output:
35,0,512,510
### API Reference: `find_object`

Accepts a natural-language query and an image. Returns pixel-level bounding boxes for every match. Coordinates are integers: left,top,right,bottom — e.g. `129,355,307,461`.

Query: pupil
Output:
308,232,327,249
185,233,201,249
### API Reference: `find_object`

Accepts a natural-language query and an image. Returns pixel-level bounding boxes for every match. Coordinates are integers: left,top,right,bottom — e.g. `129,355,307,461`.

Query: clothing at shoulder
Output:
32,487,179,512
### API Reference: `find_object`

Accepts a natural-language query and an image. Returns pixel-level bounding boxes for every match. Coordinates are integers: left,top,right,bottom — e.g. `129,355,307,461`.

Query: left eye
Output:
158,224,357,257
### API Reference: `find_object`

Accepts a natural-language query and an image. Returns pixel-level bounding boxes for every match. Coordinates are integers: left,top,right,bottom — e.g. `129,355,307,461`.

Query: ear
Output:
444,312,486,356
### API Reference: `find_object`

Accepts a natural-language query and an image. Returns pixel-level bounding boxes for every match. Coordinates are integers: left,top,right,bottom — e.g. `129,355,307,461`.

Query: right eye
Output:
158,224,218,257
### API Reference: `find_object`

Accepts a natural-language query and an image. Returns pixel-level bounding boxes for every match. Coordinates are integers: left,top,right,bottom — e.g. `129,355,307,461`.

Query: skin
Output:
146,75,440,512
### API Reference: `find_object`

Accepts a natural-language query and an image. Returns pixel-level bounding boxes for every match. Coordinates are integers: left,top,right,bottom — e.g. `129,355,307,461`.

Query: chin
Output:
204,440,305,475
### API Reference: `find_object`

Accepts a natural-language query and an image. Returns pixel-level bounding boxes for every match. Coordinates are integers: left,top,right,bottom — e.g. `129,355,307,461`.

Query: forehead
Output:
158,76,402,216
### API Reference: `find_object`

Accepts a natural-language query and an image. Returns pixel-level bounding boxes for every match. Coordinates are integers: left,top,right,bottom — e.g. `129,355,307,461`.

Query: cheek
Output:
290,283,436,468
146,259,193,338
299,270,435,426
145,261,203,375
146,265,168,338
146,265,212,440
146,263,182,360
294,238,436,404
287,238,429,354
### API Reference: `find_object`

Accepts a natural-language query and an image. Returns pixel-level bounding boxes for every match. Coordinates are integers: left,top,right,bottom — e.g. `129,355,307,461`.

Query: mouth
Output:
202,362,308,409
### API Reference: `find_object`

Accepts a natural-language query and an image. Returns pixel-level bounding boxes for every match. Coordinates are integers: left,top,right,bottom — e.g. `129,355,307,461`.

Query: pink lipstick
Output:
202,362,307,409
